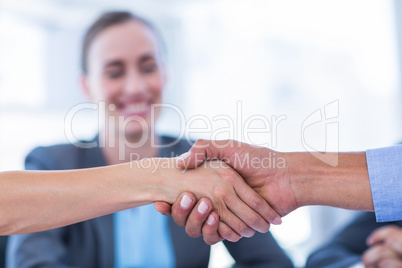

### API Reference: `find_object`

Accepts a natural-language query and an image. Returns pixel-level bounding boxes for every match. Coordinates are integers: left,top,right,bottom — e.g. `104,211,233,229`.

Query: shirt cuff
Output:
366,145,402,222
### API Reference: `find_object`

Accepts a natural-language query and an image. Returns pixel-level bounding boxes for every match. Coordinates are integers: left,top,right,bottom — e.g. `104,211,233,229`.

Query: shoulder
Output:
25,137,101,170
28,143,81,159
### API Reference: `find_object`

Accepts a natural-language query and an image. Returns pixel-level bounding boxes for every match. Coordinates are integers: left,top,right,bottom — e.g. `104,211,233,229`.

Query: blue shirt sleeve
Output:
366,145,402,222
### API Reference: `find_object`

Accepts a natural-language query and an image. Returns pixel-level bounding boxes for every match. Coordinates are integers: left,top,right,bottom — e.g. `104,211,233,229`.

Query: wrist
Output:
144,157,183,204
113,158,179,206
284,152,311,209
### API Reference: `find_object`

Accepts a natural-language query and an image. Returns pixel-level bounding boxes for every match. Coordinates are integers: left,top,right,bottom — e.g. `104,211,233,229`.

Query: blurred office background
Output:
1,0,401,266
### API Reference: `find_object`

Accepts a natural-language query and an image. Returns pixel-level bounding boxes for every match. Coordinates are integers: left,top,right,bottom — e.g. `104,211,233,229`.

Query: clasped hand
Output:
155,139,300,245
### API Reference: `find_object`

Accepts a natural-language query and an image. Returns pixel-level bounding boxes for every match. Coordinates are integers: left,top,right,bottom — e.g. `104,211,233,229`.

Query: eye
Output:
140,62,158,74
105,68,124,78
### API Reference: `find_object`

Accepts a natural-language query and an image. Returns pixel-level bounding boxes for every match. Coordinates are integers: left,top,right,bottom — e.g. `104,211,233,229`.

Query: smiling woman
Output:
80,12,166,157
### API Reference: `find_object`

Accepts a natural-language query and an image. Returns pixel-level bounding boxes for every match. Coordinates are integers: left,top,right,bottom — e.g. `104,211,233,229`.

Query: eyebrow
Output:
139,53,156,64
103,52,157,68
104,60,123,68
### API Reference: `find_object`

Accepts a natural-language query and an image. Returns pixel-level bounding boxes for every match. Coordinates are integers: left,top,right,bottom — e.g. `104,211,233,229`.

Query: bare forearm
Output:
288,152,373,211
0,157,240,235
0,161,170,235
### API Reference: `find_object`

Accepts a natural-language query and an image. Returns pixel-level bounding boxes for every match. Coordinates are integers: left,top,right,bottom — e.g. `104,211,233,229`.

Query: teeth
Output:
125,102,148,114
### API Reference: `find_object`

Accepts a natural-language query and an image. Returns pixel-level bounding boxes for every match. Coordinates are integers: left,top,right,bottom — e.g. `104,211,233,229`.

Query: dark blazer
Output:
306,212,402,268
7,136,293,268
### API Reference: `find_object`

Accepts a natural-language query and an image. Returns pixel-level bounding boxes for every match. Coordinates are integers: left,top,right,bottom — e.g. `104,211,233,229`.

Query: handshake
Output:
154,139,373,245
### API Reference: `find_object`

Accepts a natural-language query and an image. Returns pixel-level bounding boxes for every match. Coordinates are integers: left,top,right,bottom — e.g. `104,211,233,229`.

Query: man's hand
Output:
155,139,371,245
159,140,298,216
362,225,402,267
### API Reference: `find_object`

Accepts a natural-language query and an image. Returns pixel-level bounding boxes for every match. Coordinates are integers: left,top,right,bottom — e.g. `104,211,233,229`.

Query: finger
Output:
362,245,399,266
154,201,172,216
225,192,272,234
185,198,213,238
232,176,282,227
386,235,402,255
367,225,400,246
177,149,207,170
202,211,223,245
219,205,255,238
171,192,197,227
362,245,384,266
378,259,402,268
218,221,241,242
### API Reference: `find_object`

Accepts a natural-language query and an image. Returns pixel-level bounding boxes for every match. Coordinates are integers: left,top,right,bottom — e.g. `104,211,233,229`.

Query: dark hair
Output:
81,11,164,74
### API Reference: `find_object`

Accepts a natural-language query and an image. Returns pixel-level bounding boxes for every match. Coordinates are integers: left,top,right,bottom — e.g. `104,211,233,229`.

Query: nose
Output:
124,69,147,95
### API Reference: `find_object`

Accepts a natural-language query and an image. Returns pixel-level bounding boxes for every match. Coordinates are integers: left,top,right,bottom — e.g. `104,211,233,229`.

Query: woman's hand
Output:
151,158,281,242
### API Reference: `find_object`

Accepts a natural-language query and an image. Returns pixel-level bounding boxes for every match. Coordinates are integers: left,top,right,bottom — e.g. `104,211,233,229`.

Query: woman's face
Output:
83,20,165,138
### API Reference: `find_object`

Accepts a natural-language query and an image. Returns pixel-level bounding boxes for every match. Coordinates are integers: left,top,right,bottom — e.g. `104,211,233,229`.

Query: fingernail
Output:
180,194,192,209
198,200,209,214
272,217,282,225
244,229,254,238
206,214,216,225
178,152,191,162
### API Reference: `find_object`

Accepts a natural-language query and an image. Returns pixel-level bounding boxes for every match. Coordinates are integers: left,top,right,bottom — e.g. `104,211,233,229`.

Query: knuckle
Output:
213,186,228,201
249,195,264,210
193,213,207,224
203,238,213,245
378,245,388,256
186,228,200,238
361,253,370,265
171,211,187,224
375,245,383,253
195,139,206,145
173,218,185,227
378,260,392,268
218,227,229,237
388,236,396,245
227,234,241,243
236,222,249,236
194,139,207,150
260,223,270,233
203,236,219,245
246,213,261,228
361,256,368,265
249,229,256,237
222,173,237,184
219,227,235,240
388,225,399,231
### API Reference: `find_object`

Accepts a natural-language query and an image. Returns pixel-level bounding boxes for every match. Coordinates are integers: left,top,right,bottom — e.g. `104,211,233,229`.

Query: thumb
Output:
154,201,172,216
176,139,212,169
